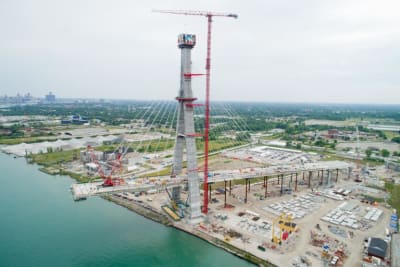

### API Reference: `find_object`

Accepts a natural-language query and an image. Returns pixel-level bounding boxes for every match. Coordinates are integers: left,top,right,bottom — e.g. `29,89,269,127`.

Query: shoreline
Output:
102,195,275,267
7,152,276,266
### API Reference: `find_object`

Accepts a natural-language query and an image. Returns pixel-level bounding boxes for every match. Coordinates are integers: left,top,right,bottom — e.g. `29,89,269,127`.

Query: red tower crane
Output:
153,9,238,214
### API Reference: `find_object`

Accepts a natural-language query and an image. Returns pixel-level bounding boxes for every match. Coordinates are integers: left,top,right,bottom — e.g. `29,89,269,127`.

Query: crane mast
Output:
153,9,238,214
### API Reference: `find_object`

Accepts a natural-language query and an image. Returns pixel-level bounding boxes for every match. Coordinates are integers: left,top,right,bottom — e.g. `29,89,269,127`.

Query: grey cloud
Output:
0,0,399,103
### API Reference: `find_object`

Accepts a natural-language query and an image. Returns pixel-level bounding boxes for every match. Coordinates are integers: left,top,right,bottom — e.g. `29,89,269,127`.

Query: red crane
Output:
86,145,125,187
153,9,238,214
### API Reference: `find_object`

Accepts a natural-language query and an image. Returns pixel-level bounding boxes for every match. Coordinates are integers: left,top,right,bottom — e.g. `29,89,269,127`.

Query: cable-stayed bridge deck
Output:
71,161,352,200
207,161,352,183
71,177,186,201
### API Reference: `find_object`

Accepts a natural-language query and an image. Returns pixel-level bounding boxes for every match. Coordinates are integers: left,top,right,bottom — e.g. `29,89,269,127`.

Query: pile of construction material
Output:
321,202,383,230
212,210,273,238
333,188,352,196
327,225,349,238
263,194,321,218
233,217,271,237
321,202,361,229
310,230,349,265
313,189,345,200
364,207,383,222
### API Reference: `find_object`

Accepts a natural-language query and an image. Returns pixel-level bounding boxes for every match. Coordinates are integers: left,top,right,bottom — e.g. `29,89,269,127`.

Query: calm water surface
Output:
0,153,254,267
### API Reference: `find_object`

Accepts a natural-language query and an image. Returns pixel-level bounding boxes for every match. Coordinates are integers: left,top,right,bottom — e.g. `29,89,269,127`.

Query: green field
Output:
385,182,400,214
30,149,79,167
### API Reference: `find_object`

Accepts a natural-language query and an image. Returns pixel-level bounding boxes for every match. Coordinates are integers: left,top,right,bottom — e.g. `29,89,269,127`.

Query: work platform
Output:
71,161,352,200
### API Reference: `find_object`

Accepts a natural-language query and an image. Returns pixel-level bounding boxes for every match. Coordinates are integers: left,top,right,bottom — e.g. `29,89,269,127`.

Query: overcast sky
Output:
1,0,399,104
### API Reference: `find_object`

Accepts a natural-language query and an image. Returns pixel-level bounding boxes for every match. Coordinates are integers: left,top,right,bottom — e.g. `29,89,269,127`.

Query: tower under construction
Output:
172,33,201,219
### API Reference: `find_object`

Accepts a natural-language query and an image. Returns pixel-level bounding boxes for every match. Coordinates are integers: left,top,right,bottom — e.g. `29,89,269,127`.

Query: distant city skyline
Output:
1,0,399,104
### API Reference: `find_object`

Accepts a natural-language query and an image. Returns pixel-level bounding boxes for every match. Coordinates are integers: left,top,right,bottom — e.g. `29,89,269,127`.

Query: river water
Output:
0,153,254,267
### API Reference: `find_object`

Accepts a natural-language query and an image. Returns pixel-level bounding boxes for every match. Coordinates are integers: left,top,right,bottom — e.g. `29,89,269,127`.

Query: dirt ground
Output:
120,162,393,267
201,176,392,267
206,155,264,170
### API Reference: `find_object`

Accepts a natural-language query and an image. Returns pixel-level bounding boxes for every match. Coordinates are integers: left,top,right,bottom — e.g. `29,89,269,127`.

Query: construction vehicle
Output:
165,185,185,218
271,212,298,245
271,214,284,245
279,213,297,234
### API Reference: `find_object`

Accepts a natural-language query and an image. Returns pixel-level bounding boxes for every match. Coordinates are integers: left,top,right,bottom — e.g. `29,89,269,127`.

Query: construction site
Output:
72,154,396,267
2,1,400,267
64,10,400,267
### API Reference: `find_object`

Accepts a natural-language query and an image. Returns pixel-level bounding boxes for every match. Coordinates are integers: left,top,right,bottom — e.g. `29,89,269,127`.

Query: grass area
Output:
362,158,385,166
141,167,172,177
321,154,345,161
0,136,60,145
29,149,79,167
59,170,92,183
320,152,385,167
31,149,94,183
120,139,174,153
385,182,400,213
97,139,175,153
384,131,399,140
261,133,284,140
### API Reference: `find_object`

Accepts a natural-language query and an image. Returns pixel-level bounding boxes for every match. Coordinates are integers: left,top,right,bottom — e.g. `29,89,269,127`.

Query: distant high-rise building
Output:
23,93,32,102
45,92,56,102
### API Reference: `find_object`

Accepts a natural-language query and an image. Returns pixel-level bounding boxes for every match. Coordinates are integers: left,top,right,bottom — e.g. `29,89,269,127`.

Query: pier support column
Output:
209,184,212,202
229,180,232,196
281,175,284,196
336,169,339,182
302,172,305,181
172,34,201,218
244,179,248,204
327,170,332,187
308,171,312,188
265,177,268,198
248,179,251,192
224,180,227,208
290,174,293,190
320,170,324,185
295,173,298,192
